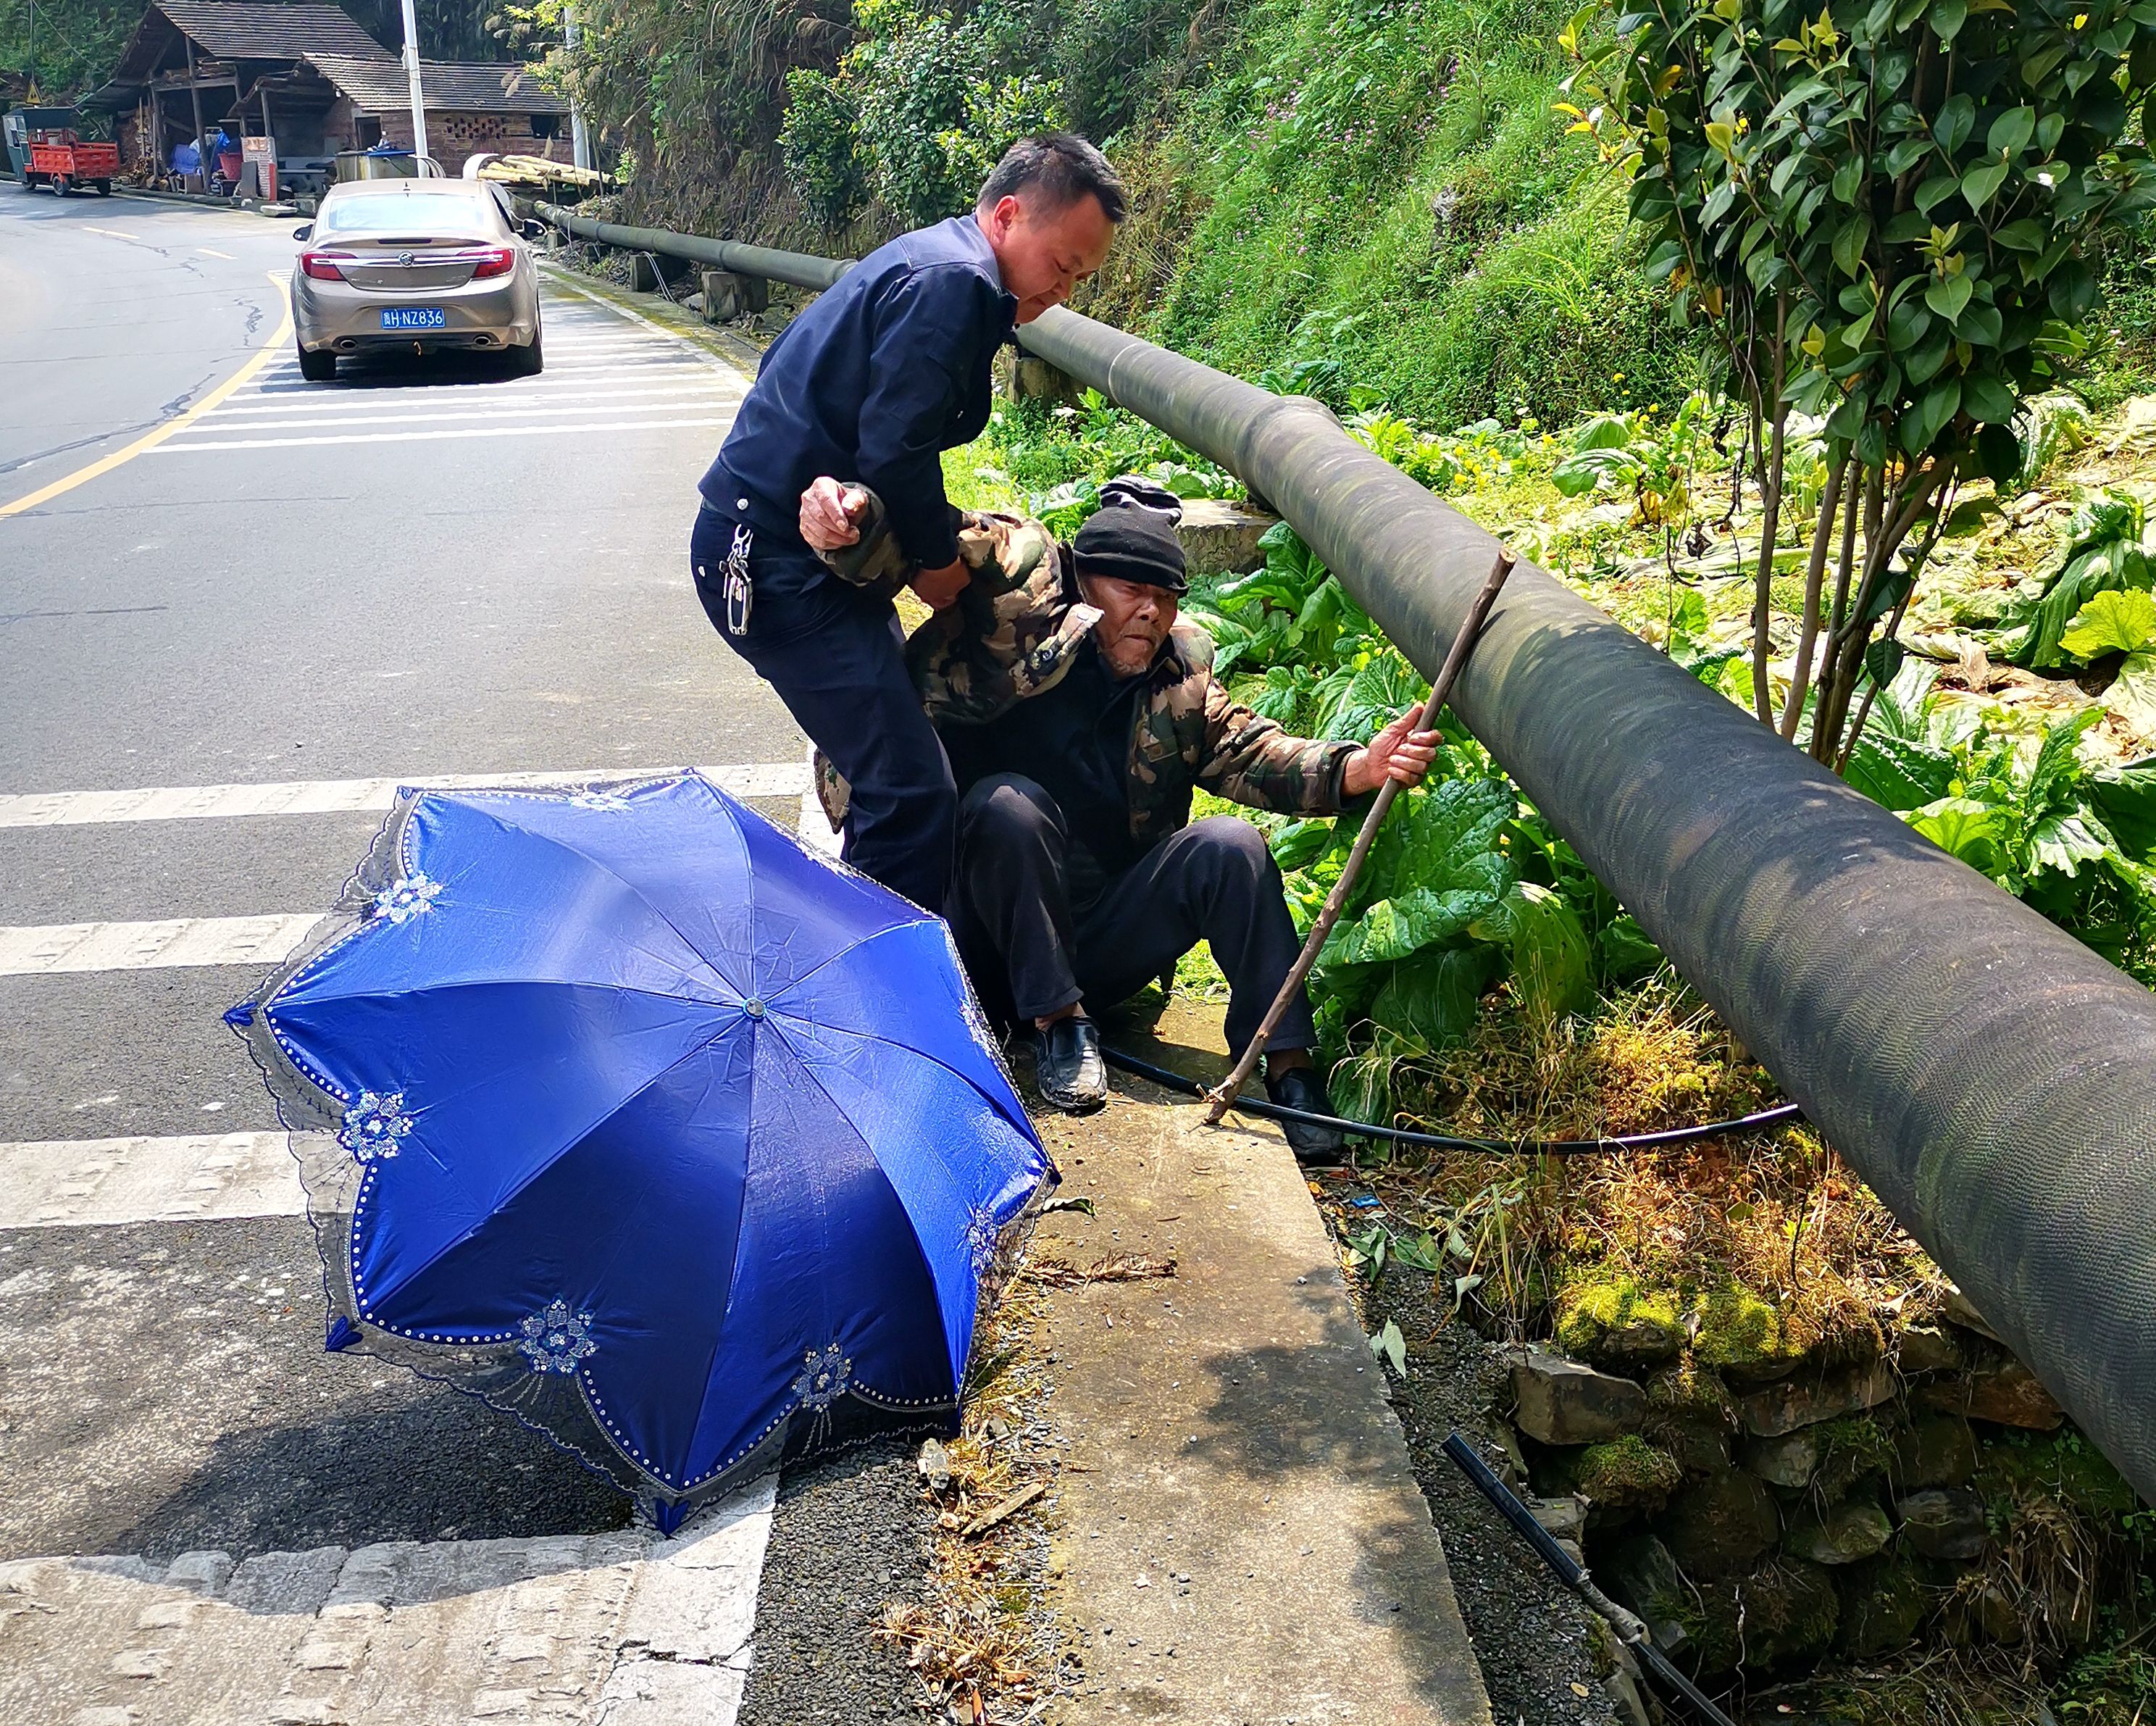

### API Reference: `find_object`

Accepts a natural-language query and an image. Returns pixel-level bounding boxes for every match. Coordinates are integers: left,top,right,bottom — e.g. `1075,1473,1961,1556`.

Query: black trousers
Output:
950,773,1318,1054
692,506,956,914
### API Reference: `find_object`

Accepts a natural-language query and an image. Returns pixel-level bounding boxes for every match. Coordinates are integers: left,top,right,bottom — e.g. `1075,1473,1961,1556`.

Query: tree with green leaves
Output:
1560,0,2156,767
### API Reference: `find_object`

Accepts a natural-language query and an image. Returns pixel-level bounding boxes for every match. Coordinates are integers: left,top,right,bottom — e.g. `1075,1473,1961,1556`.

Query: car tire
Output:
509,328,543,378
53,176,70,199
96,180,112,196
297,342,338,383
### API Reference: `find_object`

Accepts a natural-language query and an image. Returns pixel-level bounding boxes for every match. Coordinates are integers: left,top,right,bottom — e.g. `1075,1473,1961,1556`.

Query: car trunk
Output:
332,235,493,292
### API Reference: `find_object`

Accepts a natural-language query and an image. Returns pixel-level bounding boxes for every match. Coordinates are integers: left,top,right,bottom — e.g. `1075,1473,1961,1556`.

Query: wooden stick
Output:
1204,548,1517,1125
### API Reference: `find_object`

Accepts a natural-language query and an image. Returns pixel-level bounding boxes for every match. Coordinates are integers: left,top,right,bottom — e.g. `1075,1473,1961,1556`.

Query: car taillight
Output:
468,247,516,280
300,251,350,281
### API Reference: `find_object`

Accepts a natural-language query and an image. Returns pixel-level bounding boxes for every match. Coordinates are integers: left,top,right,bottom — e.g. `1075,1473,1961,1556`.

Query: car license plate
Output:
381,307,447,330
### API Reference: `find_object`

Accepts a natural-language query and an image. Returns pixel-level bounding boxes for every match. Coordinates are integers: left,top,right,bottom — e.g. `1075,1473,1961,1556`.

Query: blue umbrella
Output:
227,771,1052,1528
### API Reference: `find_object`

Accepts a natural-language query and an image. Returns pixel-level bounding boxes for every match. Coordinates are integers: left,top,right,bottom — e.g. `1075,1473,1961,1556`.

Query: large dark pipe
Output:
542,209,2156,1503
535,203,851,292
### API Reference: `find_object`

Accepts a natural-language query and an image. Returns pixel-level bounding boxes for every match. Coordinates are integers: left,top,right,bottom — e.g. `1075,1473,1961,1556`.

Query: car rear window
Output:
320,192,498,236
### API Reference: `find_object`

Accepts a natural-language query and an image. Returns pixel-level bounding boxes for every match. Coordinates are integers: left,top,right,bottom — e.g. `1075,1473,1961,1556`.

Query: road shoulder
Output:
1035,1004,1494,1725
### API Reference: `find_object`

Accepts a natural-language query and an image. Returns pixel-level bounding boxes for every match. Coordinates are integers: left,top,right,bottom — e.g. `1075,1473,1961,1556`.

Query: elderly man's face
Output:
1080,572,1177,678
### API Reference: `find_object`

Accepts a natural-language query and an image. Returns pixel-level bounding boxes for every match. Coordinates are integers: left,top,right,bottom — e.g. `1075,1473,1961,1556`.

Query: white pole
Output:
398,0,430,169
563,4,590,172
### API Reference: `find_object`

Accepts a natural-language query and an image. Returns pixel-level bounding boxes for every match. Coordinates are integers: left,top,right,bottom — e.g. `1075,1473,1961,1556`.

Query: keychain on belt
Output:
722,523,754,636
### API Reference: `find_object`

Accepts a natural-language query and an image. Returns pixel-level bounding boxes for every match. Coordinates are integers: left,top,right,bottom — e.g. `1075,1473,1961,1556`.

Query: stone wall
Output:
1496,1285,2134,1683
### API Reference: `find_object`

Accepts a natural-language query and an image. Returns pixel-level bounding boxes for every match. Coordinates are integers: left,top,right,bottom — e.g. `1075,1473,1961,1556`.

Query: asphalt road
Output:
0,191,929,1723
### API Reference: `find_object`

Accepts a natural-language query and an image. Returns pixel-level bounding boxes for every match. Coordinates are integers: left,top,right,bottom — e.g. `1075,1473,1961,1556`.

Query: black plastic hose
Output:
1099,1045,1803,1155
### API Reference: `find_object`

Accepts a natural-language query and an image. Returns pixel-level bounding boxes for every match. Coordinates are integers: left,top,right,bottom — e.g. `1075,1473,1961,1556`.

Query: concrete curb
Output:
109,186,306,217
1035,1003,1494,1724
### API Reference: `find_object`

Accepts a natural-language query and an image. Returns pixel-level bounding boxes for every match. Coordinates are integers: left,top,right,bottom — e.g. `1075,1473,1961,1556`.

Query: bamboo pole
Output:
1204,548,1516,1125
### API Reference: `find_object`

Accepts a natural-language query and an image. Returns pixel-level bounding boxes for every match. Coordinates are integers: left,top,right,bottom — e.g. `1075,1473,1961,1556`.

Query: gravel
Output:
1360,1264,1628,1726
740,1438,936,1725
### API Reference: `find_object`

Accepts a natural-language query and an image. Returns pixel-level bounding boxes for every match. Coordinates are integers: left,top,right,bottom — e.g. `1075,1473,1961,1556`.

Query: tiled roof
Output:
303,51,569,114
151,2,390,61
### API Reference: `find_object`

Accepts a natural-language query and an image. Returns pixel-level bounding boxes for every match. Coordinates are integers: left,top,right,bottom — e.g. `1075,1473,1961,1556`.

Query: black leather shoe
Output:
1264,1064,1347,1163
1033,1016,1108,1114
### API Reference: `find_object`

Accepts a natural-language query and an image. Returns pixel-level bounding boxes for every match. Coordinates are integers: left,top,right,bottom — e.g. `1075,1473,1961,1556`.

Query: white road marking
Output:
796,748,842,857
80,225,141,241
196,246,235,259
0,914,320,975
540,268,746,368
196,396,741,434
0,762,811,827
0,1130,308,1227
197,382,740,420
0,1483,777,1724
153,414,735,453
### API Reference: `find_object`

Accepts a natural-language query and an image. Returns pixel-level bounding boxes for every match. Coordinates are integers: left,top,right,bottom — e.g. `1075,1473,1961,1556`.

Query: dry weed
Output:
1344,980,1939,1356
874,1267,1071,1722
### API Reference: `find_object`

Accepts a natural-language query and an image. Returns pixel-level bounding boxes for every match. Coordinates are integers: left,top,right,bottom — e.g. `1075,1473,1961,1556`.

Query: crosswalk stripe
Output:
221,374,730,404
0,762,809,828
0,914,319,975
154,415,733,453
196,396,742,434
198,383,739,421
0,1481,776,1724
0,1130,308,1227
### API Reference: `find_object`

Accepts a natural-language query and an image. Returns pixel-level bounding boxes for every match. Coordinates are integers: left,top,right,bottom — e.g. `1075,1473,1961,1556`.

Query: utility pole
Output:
398,0,429,168
183,34,207,185
563,2,590,172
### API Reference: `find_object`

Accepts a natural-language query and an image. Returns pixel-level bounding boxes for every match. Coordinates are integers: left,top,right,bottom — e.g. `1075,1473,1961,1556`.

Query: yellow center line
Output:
1,273,293,521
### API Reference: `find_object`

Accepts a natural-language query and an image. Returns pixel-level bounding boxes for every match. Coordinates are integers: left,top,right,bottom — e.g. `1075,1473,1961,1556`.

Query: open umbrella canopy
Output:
228,772,1051,1525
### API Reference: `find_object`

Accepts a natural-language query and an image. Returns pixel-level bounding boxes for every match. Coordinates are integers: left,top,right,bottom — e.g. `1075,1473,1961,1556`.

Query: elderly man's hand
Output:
911,559,970,610
1342,703,1441,797
799,476,867,551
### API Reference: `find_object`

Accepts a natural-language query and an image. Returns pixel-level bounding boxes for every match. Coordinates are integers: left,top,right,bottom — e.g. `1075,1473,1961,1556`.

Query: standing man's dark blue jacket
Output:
701,216,1016,593
690,214,1018,914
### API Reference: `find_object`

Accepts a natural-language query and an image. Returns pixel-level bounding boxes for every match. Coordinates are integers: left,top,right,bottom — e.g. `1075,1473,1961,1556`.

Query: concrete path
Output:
1037,1006,1494,1725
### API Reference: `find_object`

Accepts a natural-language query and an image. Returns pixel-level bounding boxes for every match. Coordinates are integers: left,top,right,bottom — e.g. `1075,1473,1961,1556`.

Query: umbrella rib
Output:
455,806,747,1000
762,912,937,1010
355,1014,751,1312
753,1018,960,1401
769,1012,1035,1143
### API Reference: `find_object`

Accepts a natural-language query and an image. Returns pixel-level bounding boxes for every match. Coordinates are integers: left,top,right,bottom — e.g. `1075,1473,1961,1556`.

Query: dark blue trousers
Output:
691,506,956,914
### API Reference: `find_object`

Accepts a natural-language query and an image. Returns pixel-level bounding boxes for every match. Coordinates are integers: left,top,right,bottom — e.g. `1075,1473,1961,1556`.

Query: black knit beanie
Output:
1072,499,1188,594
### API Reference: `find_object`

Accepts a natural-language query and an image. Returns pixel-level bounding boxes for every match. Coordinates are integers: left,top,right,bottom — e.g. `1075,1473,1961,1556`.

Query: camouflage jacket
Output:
816,493,1358,849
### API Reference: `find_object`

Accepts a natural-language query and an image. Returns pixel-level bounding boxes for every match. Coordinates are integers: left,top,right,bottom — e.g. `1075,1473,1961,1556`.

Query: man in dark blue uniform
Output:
690,133,1124,912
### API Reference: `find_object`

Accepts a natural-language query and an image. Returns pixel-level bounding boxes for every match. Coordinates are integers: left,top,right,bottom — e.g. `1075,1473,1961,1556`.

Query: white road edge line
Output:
0,762,811,829
151,416,735,453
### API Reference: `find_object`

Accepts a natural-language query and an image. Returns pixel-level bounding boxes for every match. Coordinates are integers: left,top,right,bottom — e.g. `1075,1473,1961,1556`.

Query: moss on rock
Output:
1691,1281,1816,1379
1644,1356,1740,1475
1567,1432,1685,1514
1812,1414,1900,1498
1553,1274,1686,1367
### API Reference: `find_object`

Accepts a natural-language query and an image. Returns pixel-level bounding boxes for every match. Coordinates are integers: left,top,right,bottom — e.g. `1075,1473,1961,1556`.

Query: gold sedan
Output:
291,178,546,382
